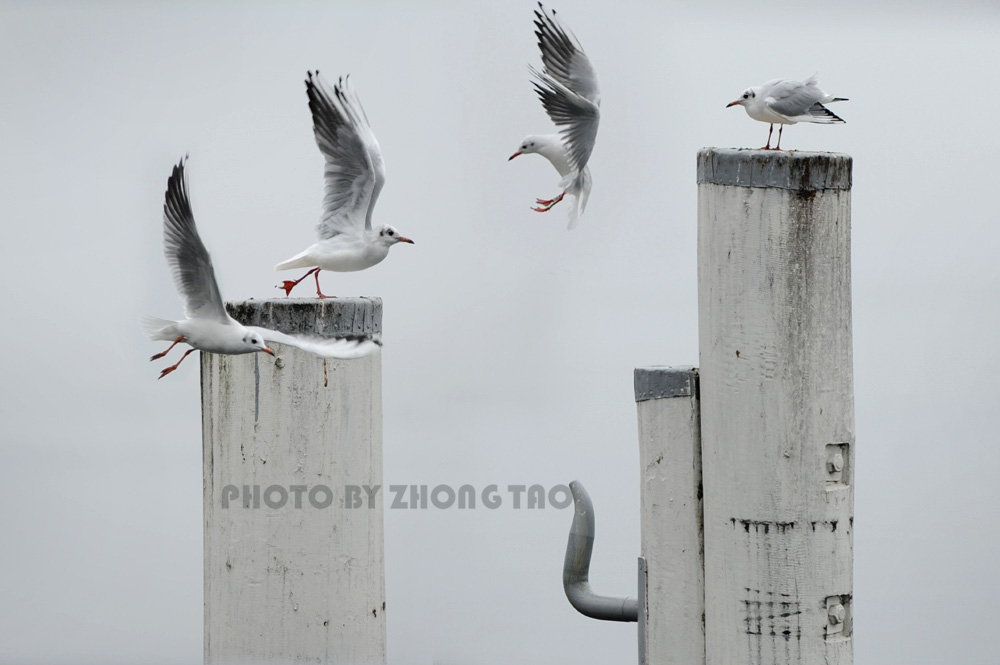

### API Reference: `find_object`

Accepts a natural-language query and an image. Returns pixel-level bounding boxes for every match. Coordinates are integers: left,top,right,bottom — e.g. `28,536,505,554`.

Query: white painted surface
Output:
201,326,385,664
636,369,705,665
698,153,854,665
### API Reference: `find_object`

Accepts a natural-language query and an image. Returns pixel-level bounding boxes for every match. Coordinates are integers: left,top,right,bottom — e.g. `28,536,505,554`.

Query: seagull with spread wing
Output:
727,74,848,150
140,158,275,379
276,72,413,298
142,158,380,379
509,2,600,229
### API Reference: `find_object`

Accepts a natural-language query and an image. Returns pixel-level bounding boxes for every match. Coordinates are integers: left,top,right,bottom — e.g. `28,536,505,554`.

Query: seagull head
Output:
509,135,545,160
378,225,414,247
243,331,275,356
727,88,757,109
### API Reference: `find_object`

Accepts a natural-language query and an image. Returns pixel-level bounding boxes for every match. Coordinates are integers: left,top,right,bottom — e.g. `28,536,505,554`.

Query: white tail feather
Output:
138,315,176,341
566,193,581,230
275,251,314,271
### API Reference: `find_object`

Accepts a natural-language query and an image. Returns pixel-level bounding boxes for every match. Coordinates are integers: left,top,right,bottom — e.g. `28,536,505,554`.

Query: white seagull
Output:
509,3,600,229
140,158,275,379
142,158,381,379
276,72,413,298
727,74,848,150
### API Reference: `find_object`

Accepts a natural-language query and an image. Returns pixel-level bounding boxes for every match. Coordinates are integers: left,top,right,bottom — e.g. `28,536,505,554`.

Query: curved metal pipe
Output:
563,480,638,622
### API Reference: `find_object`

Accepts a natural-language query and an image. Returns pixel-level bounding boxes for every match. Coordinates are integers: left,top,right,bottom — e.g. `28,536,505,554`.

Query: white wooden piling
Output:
635,367,705,665
201,298,385,665
697,149,854,665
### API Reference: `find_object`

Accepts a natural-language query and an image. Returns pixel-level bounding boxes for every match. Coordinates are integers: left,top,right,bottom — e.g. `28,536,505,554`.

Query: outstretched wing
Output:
162,157,228,323
531,66,600,174
305,71,385,240
248,327,382,359
534,3,600,106
532,4,600,174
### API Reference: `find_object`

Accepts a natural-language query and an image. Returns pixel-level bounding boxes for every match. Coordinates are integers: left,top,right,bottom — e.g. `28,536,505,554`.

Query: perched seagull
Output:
140,158,275,379
142,159,381,379
727,74,847,150
276,72,413,298
509,3,600,229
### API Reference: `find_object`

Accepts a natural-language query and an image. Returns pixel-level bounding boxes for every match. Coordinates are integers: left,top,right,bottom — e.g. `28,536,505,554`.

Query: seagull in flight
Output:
141,158,275,379
277,72,413,298
509,3,600,229
142,158,381,378
727,74,847,150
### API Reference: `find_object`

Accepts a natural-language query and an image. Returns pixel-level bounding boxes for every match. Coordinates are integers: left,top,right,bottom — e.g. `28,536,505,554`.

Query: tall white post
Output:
635,367,705,665
698,148,854,665
201,298,385,665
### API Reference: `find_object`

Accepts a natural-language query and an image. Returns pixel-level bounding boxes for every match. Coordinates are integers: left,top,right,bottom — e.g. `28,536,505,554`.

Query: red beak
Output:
397,237,414,244
262,347,275,356
508,152,521,161
726,100,741,108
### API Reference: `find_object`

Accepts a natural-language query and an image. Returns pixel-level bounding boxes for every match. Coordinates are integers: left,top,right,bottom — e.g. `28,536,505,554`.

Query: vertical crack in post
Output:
254,353,260,424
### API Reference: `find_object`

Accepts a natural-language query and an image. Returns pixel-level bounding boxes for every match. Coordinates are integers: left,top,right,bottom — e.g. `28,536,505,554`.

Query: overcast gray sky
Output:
1,1,999,664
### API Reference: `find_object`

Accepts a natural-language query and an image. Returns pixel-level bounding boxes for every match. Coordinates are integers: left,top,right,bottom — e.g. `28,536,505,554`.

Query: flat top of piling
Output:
698,148,852,191
225,298,382,336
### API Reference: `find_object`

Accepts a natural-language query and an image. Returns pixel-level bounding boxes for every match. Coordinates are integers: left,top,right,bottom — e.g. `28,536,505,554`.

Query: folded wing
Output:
765,77,827,119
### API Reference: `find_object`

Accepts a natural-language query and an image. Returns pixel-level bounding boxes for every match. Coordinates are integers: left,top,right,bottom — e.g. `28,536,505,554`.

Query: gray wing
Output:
534,3,600,105
305,72,385,240
532,4,600,173
531,66,600,174
765,78,826,118
162,158,228,323
249,327,382,359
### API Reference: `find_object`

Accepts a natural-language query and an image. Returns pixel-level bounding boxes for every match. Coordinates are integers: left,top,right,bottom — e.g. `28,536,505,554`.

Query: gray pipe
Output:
563,480,638,622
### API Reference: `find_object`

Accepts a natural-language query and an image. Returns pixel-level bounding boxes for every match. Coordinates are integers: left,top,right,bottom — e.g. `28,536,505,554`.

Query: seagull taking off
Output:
141,158,275,379
509,3,600,229
276,72,413,298
727,74,847,150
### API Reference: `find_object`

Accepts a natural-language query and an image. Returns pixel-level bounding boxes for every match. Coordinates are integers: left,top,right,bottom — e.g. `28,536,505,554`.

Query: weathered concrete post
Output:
201,298,385,665
697,149,854,665
635,367,705,665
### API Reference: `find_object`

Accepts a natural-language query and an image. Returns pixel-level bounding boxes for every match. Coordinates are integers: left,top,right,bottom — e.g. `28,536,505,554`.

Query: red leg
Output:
775,125,784,150
762,124,774,150
532,191,566,212
278,268,320,296
158,348,196,379
314,270,334,299
150,336,185,361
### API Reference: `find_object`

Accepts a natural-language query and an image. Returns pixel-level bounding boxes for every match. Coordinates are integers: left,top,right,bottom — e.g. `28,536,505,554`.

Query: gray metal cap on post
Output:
634,366,699,402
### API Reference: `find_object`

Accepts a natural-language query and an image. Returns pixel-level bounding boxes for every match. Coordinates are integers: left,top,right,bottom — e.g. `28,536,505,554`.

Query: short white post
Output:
698,148,854,665
201,298,385,665
635,367,705,665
